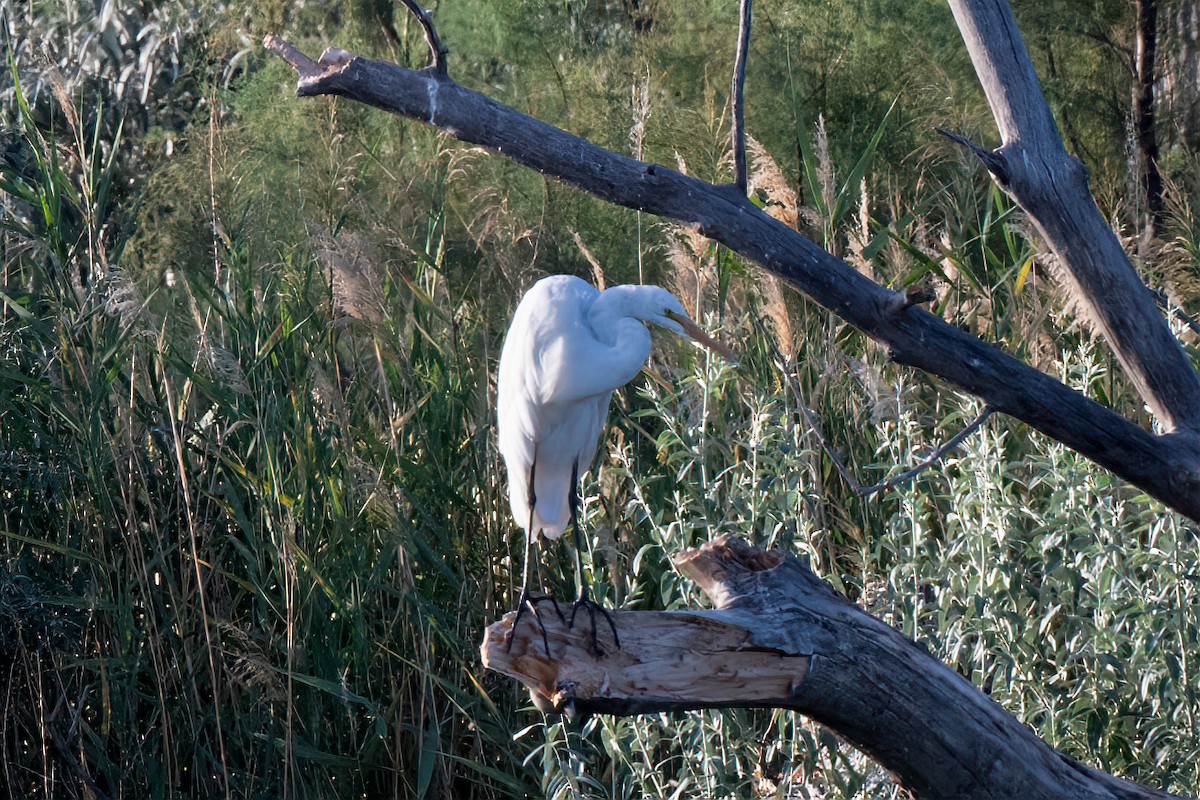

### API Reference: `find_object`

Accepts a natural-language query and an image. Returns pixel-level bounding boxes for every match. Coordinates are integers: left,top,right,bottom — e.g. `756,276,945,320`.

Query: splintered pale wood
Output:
482,537,1177,800
481,610,808,715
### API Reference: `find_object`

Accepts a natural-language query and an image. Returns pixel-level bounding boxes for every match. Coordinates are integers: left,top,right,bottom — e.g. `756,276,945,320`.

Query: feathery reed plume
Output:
849,357,900,424
101,266,146,328
846,177,872,276
307,362,346,420
674,151,689,175
571,231,606,290
746,135,798,349
347,453,401,527
814,114,835,219
747,135,798,229
630,67,652,282
660,153,708,315
200,339,251,396
446,143,541,289
629,68,652,159
664,232,701,317
46,69,81,146
314,230,387,324
219,622,286,701
859,177,870,244
1159,173,1200,304
760,274,793,354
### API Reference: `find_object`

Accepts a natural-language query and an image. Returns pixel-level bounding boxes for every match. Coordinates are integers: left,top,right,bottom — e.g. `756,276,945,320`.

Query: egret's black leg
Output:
566,461,620,655
507,455,562,656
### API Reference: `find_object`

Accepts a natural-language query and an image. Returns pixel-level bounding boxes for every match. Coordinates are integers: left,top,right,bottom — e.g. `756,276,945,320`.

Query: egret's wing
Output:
497,276,602,534
527,392,609,538
535,329,648,405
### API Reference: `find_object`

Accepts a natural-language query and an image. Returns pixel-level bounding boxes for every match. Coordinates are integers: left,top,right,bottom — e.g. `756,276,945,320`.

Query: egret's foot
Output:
568,594,620,657
507,590,566,657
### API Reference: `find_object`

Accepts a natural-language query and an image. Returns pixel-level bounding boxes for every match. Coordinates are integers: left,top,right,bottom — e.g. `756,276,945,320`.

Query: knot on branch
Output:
674,534,784,609
1161,430,1200,497
936,127,1010,185
882,282,937,318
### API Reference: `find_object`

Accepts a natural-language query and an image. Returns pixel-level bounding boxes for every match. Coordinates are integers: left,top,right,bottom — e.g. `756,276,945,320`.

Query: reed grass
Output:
3,20,1200,799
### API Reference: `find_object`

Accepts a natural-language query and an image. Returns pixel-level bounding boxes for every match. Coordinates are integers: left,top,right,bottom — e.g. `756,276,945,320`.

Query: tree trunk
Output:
1134,0,1164,234
946,0,1200,433
481,535,1181,800
263,37,1200,520
1162,0,1200,153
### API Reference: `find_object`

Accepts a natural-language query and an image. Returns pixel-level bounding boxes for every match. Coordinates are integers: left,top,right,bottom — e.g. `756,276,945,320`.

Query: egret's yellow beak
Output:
664,310,739,365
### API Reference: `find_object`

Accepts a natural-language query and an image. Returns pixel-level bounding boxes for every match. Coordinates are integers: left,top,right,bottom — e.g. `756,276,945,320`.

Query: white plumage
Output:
497,274,728,539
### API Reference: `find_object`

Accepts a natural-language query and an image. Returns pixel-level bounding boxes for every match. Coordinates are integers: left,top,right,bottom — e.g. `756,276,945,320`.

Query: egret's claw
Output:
507,590,565,657
568,592,620,657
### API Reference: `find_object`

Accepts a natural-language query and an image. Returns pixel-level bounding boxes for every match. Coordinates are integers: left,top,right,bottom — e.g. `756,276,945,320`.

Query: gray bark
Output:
946,0,1200,431
1134,0,1164,230
264,36,1200,520
482,536,1183,800
1163,0,1200,152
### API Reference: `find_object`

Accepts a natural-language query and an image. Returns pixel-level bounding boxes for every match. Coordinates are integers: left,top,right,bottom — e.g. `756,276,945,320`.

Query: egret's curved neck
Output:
586,285,650,346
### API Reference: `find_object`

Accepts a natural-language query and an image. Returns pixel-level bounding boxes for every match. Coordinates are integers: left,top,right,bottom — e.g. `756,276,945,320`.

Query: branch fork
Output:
265,3,1200,518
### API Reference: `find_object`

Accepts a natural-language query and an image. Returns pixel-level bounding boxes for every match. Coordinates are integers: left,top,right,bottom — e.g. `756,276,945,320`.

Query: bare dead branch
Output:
482,535,1178,800
398,0,448,76
731,0,752,195
262,35,325,80
947,0,1200,433
263,38,1200,519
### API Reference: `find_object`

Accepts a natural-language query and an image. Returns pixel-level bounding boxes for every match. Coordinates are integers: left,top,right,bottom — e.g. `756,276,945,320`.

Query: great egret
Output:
497,274,735,654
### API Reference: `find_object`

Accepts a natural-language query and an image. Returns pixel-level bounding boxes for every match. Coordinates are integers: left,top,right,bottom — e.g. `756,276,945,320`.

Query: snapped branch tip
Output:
263,36,323,80
399,0,450,76
935,127,1009,184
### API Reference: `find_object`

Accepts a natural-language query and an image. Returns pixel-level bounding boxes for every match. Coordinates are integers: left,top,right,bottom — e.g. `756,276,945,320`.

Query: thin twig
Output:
857,406,994,498
398,0,449,76
756,316,994,498
755,317,862,492
935,127,1010,185
1150,286,1200,338
731,0,752,195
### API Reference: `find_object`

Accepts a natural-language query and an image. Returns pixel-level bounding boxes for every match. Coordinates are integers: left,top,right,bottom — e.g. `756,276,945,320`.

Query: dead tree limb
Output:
263,36,1200,520
858,406,995,497
397,0,448,75
946,0,1200,432
482,536,1181,800
731,0,752,195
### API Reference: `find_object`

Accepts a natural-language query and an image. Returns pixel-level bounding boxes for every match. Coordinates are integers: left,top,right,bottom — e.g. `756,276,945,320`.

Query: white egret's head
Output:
636,287,738,364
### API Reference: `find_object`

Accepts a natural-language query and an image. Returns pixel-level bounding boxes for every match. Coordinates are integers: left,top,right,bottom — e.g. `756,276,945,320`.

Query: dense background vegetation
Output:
3,0,1200,797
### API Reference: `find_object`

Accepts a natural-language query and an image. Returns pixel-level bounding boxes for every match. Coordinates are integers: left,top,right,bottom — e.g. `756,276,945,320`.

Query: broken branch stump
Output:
481,536,1176,800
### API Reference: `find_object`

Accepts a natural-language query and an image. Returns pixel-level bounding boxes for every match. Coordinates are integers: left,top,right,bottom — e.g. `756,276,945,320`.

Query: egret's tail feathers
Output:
508,486,569,540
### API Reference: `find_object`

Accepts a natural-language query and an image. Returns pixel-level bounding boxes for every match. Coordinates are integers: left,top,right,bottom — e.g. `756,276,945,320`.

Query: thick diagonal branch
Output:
263,39,1200,520
946,0,1200,433
482,536,1177,800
